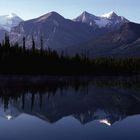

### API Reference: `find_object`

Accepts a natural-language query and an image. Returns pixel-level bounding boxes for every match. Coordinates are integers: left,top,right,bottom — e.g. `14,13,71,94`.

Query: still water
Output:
0,76,140,140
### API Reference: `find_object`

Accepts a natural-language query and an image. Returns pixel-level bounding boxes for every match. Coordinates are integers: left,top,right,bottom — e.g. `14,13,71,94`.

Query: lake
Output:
0,76,140,140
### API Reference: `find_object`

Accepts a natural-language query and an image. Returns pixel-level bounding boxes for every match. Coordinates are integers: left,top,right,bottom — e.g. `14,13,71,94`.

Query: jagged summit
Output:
101,11,118,19
74,11,97,23
7,13,18,18
0,13,23,31
43,11,64,18
36,11,65,22
101,11,129,23
74,11,129,29
81,11,96,17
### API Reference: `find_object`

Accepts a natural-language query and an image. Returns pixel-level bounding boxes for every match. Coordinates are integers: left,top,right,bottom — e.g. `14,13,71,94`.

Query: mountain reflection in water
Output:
0,76,140,126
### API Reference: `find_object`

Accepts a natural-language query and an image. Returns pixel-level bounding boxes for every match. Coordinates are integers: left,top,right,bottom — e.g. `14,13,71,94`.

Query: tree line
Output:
0,34,140,75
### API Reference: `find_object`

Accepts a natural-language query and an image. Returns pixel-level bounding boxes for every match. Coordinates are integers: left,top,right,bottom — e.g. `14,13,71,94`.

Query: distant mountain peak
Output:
81,11,94,16
74,11,129,29
101,11,118,19
46,11,62,17
7,13,18,18
74,11,97,24
80,11,96,18
0,13,23,31
36,11,65,22
82,11,88,14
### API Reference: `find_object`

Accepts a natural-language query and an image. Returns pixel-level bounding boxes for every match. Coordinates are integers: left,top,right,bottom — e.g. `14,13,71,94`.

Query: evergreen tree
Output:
23,36,26,51
4,33,10,48
32,36,35,52
1,40,4,47
40,36,43,52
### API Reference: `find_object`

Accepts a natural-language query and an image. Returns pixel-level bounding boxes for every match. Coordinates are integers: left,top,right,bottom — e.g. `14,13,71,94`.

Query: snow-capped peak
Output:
74,11,129,29
0,13,23,31
101,11,117,19
7,13,18,18
74,11,97,24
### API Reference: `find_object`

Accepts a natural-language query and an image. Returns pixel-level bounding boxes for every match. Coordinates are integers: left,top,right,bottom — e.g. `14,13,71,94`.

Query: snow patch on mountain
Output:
74,11,129,29
101,11,116,18
95,18,110,28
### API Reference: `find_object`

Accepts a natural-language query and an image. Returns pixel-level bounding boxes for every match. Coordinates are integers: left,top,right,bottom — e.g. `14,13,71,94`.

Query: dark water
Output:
0,76,140,140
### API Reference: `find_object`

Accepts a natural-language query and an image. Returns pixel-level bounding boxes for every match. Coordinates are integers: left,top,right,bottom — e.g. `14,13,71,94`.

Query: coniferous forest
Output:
0,34,140,75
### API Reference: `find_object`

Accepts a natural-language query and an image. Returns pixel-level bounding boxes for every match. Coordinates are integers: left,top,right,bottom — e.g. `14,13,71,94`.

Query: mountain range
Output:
11,12,94,50
0,11,140,57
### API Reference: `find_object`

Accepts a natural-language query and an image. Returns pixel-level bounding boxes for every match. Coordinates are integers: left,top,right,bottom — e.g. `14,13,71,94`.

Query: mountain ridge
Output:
78,22,140,57
10,11,96,49
74,11,129,30
0,11,139,57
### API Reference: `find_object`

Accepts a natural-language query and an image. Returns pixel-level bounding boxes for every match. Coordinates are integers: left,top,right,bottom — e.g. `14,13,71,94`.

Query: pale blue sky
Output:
0,0,140,23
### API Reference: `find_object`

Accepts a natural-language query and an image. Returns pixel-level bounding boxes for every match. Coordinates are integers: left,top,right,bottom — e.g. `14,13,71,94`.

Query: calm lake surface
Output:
0,76,140,140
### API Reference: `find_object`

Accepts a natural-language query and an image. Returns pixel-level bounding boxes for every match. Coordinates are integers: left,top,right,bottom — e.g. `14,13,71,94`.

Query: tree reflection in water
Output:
0,76,140,125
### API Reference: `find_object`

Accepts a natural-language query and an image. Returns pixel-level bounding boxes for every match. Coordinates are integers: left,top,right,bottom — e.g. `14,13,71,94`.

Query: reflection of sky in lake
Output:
0,114,140,140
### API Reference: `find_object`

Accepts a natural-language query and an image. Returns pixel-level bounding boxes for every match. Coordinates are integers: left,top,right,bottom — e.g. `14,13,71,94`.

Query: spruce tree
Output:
40,36,43,52
32,36,35,52
23,36,26,51
4,33,10,48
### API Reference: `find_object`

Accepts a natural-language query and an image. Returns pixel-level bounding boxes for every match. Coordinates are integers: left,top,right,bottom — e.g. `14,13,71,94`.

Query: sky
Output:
0,0,140,23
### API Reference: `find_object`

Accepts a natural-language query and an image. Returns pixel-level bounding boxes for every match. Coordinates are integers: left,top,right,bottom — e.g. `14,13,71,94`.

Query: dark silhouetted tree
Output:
32,36,35,52
23,36,26,51
40,36,43,52
4,33,10,48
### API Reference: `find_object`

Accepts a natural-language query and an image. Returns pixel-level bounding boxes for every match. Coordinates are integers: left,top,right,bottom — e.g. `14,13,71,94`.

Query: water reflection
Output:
0,76,140,126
